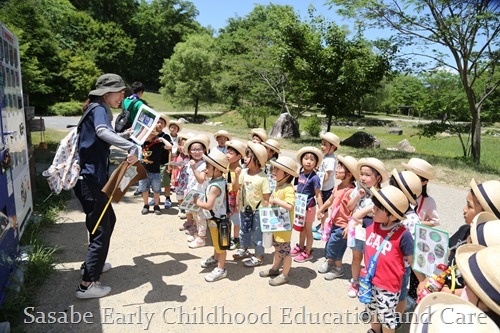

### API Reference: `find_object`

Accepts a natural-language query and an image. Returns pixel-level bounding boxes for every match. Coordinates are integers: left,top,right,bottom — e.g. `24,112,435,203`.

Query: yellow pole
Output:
91,195,113,235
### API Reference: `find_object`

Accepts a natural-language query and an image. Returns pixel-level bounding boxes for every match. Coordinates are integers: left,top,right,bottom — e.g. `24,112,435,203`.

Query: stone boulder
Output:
270,113,300,139
341,131,380,148
387,128,403,135
395,139,416,153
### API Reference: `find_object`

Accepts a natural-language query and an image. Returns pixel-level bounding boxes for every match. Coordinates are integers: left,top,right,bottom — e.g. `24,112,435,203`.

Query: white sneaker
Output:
201,256,218,268
75,281,111,299
80,262,112,276
205,268,227,282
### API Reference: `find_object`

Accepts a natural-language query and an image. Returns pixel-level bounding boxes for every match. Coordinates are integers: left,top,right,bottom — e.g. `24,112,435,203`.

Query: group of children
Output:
133,116,500,332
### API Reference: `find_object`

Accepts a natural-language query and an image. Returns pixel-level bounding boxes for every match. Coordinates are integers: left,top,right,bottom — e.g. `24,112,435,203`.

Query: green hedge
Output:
47,101,83,116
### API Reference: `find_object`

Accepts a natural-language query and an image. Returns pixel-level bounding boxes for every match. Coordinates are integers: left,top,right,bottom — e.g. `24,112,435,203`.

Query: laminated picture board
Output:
179,189,205,212
259,206,292,232
294,193,308,217
130,104,160,145
412,224,449,276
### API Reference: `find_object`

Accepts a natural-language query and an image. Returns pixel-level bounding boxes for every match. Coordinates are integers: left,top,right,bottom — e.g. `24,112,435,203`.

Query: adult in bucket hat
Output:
410,292,498,333
75,74,140,299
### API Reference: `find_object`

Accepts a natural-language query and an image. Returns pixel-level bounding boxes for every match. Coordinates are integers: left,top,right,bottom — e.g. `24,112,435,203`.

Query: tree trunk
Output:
194,97,199,122
471,106,481,164
269,113,300,139
326,114,333,132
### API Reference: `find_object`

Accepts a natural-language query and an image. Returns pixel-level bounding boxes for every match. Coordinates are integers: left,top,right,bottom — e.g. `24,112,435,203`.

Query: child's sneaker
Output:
229,238,240,250
153,205,162,215
313,231,322,240
201,256,218,268
188,237,205,249
290,244,304,257
317,260,334,274
294,251,313,263
187,235,196,242
179,221,192,231
232,249,252,260
164,198,172,209
75,281,111,299
184,225,197,236
243,256,263,267
178,212,187,219
324,267,344,280
312,223,321,232
347,280,359,298
148,198,155,206
204,268,227,282
259,268,280,278
269,274,289,286
141,205,149,215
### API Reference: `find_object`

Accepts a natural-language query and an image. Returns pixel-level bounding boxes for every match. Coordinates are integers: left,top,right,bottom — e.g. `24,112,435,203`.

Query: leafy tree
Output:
329,0,500,163
159,33,218,121
380,74,426,117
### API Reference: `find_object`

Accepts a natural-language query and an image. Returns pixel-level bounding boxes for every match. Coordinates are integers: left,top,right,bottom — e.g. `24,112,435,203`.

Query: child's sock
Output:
78,284,88,291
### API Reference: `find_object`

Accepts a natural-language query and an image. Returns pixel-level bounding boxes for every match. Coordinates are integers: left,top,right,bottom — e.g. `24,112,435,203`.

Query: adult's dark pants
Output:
74,177,116,282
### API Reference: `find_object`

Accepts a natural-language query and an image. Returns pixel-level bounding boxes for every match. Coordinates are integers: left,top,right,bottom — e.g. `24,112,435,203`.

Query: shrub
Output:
47,101,83,116
304,115,322,137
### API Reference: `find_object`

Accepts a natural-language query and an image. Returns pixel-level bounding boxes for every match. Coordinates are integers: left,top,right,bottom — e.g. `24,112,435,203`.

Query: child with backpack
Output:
194,149,231,282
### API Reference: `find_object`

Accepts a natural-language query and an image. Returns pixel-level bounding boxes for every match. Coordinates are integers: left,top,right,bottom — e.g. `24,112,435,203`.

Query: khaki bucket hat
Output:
247,141,268,168
158,114,170,126
296,146,323,167
470,211,500,247
371,185,409,220
455,244,500,316
402,158,434,180
214,130,231,141
203,149,229,173
390,169,422,205
225,139,247,157
251,128,268,142
336,155,359,180
410,292,498,333
89,73,127,96
185,134,210,153
261,139,281,154
169,120,183,132
470,179,500,218
320,132,341,148
177,132,195,141
358,157,389,183
270,155,299,178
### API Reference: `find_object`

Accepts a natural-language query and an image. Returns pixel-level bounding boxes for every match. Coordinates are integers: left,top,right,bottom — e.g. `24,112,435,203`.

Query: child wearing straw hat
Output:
347,157,388,298
402,158,440,226
262,139,281,192
183,135,210,248
214,130,231,153
259,155,298,286
316,155,357,280
193,149,230,282
314,132,341,240
251,128,268,144
290,147,324,263
225,139,247,250
232,142,270,267
155,114,175,210
173,132,194,222
364,186,416,333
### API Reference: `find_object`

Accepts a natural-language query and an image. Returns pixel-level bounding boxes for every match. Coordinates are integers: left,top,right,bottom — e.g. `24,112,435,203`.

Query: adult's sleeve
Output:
96,126,139,156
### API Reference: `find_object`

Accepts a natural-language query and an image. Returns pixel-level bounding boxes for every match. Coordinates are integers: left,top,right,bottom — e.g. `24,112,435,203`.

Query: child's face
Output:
226,148,241,163
372,204,391,223
266,147,274,159
359,166,380,188
169,124,179,135
252,135,262,144
272,166,285,181
178,139,186,154
156,119,167,132
463,191,484,225
216,136,229,147
189,143,204,161
335,163,348,180
244,151,256,168
321,140,334,154
205,164,215,178
301,153,317,172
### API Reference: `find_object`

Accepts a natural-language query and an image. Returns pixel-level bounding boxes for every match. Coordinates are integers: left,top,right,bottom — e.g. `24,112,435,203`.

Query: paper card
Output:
179,189,205,212
166,161,186,167
294,193,308,217
118,165,138,192
130,104,160,145
258,206,292,233
412,224,449,276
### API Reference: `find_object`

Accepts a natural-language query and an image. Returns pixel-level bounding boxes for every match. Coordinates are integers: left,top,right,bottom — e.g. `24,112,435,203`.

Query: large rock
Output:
395,139,416,153
387,128,403,135
269,113,300,139
341,131,380,148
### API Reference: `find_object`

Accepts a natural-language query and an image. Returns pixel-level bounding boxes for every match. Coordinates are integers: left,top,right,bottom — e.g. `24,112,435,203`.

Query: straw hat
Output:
185,134,210,153
296,146,323,167
358,157,389,183
261,139,281,154
336,155,359,180
251,128,268,142
177,132,195,141
270,155,299,178
470,179,500,218
225,139,247,157
214,130,231,141
402,158,433,180
246,141,268,168
158,114,169,126
455,244,500,315
371,185,409,220
470,211,500,246
196,133,211,148
390,169,422,205
410,292,498,333
169,120,183,132
203,149,229,173
320,132,341,148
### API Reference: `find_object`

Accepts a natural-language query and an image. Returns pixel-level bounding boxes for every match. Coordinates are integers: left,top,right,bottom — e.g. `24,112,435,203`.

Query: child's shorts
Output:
230,212,241,226
305,206,316,224
321,189,333,204
208,221,224,254
160,165,171,187
399,266,411,301
138,173,161,193
350,239,365,252
367,285,400,330
272,239,291,258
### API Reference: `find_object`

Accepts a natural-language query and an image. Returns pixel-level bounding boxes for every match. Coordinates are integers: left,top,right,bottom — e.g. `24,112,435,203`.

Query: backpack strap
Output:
77,102,100,133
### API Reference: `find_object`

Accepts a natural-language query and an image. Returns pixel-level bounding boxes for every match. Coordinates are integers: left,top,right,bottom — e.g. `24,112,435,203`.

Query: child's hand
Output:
166,167,172,174
358,188,366,198
193,193,199,204
317,211,324,220
189,160,196,169
342,228,348,239
235,167,242,176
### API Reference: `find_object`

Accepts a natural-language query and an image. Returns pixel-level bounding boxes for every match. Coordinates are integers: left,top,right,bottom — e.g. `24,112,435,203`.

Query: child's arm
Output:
314,188,323,210
190,160,206,184
352,204,372,223
405,255,425,283
194,185,221,211
347,189,363,211
317,195,334,219
322,170,333,187
262,193,270,207
270,193,293,211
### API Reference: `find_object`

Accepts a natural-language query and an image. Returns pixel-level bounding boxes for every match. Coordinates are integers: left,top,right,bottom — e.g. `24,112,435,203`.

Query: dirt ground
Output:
22,138,468,333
